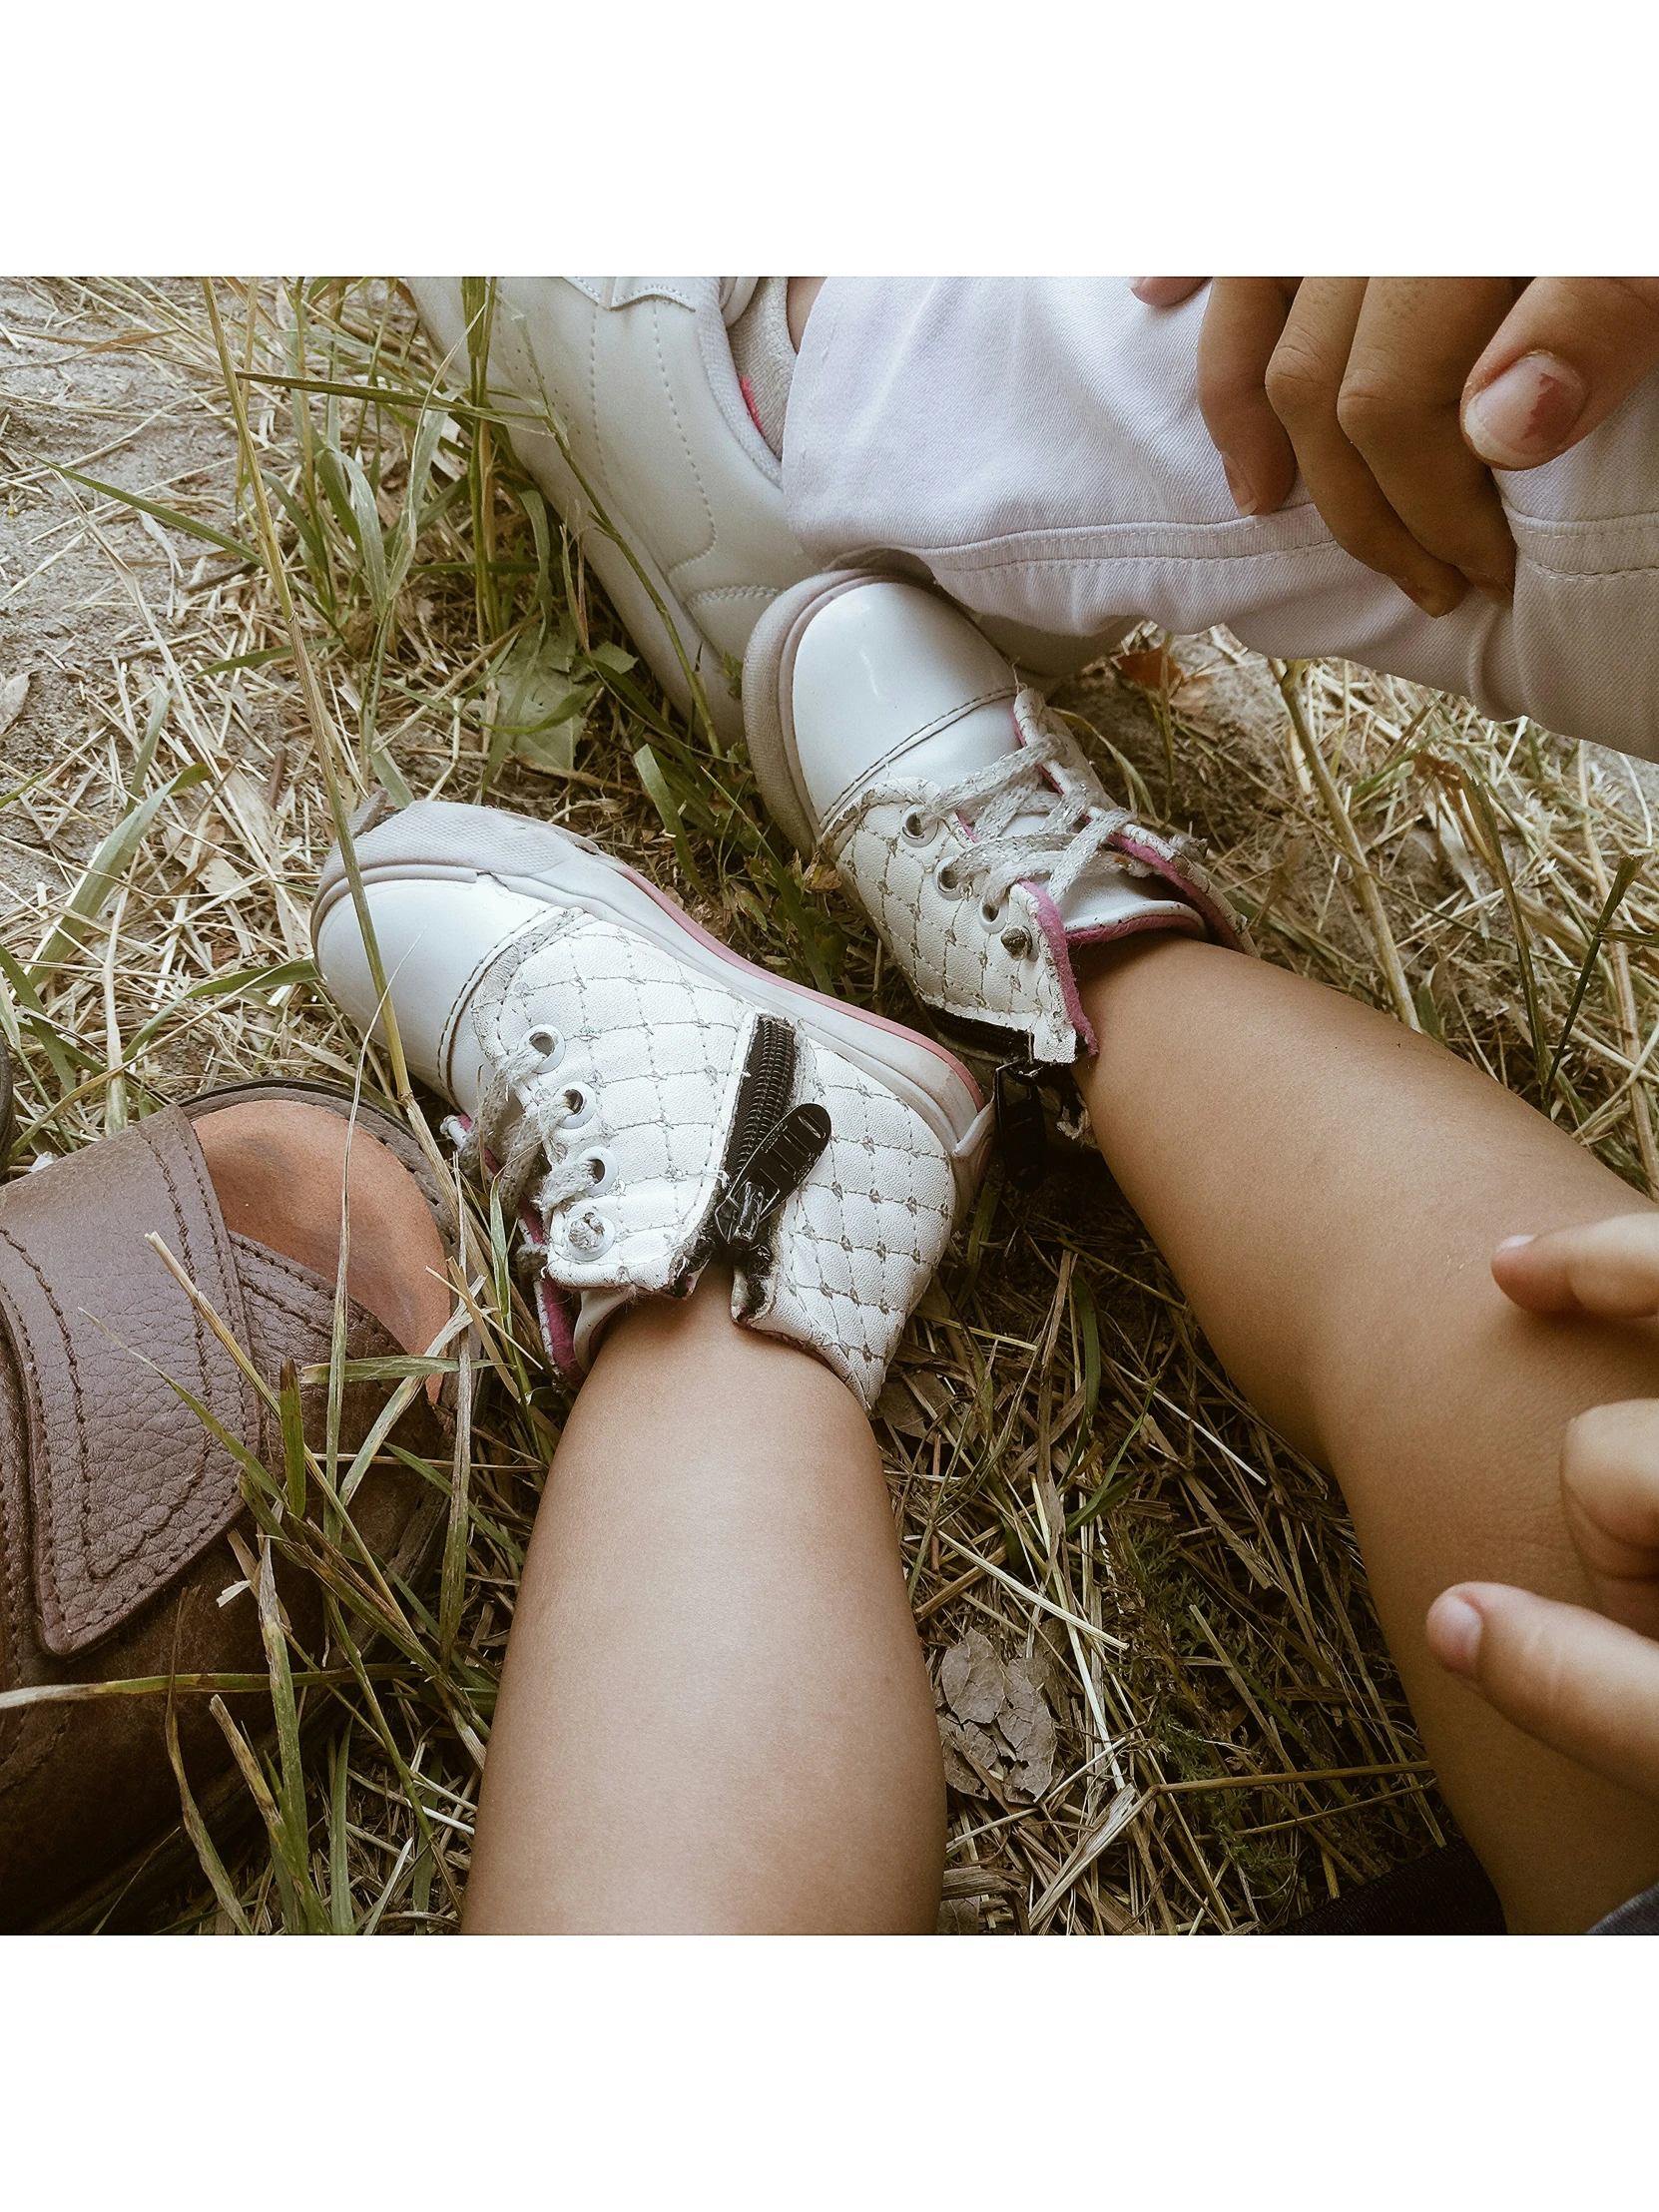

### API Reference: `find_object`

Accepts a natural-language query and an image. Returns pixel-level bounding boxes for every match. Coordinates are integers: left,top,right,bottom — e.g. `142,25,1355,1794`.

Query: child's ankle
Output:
787,276,827,348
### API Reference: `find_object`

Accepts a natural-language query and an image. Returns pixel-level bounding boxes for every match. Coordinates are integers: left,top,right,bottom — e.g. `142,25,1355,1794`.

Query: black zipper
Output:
683,1015,832,1299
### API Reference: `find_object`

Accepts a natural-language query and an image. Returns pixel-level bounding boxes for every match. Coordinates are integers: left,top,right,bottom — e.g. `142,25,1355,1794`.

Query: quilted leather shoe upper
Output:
313,801,990,1411
744,574,1249,1064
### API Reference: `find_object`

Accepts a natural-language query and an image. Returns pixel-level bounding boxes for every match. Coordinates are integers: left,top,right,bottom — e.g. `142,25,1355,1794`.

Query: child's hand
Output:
1424,1214,1659,1802
1131,276,1659,619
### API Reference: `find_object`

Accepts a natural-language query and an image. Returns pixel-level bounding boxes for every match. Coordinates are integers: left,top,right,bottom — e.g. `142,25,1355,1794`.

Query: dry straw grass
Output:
2,277,1655,1934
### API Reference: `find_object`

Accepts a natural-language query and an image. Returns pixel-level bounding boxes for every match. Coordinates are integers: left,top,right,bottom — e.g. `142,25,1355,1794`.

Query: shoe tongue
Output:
896,698,1057,843
897,701,1177,936
892,697,1022,785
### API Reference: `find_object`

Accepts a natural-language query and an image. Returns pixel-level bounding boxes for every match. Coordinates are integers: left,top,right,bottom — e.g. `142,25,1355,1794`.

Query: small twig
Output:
1277,660,1419,1030
1155,1761,1433,1796
1578,751,1659,1193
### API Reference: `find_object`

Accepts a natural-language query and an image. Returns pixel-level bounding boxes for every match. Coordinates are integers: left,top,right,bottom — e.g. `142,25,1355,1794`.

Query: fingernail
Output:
1495,1234,1536,1251
1464,351,1587,468
1222,456,1259,517
1396,577,1463,619
1428,1591,1484,1676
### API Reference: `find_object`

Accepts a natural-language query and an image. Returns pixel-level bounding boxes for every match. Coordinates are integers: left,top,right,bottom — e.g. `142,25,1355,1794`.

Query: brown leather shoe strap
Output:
0,1107,258,1655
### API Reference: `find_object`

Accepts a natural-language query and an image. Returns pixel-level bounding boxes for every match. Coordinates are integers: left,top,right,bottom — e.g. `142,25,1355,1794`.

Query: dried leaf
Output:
139,508,183,576
875,1369,954,1439
940,1629,1006,1726
938,1724,986,1798
200,854,252,901
1037,1471,1066,1555
1114,648,1182,693
0,673,28,738
938,1712,1005,1797
996,1659,1058,1799
873,1378,924,1437
495,631,594,772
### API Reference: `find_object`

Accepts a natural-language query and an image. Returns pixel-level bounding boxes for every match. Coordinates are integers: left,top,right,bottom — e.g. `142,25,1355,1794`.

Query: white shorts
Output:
784,278,1659,762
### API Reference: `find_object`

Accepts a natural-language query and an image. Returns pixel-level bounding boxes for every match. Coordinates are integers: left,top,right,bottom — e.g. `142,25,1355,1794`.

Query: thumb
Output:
1427,1579,1659,1803
1461,277,1659,470
1489,1212,1659,1318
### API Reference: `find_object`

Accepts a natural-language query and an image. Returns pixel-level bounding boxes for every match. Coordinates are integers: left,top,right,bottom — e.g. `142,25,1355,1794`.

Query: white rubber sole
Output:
313,804,991,1202
406,278,746,747
504,417,747,747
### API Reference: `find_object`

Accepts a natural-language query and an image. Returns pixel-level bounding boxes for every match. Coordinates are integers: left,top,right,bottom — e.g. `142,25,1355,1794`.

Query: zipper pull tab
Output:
712,1101,832,1259
994,1060,1048,1192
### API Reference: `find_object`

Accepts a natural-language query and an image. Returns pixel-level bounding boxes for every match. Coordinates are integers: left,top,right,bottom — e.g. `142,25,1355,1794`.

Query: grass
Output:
2,276,1656,1934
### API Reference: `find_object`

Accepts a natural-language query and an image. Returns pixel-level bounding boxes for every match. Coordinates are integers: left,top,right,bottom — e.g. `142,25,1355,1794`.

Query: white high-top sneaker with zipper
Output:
744,573,1251,1094
311,800,989,1412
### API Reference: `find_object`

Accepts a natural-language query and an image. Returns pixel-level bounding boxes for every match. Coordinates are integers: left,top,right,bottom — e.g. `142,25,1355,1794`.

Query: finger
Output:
1427,1580,1659,1804
1263,277,1468,617
1463,277,1659,470
1131,277,1209,307
1490,1212,1659,1316
1561,1401,1659,1639
1194,277,1300,516
1338,277,1520,598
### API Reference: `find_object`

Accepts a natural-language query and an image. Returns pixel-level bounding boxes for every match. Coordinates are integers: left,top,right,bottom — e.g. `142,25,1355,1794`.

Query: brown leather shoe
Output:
0,1077,462,1932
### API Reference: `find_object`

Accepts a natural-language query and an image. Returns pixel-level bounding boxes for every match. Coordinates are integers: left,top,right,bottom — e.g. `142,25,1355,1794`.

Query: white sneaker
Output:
407,277,814,744
744,573,1250,1077
311,800,989,1411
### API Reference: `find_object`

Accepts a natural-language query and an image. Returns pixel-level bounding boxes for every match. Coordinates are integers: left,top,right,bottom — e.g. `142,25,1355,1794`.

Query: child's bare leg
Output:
462,1272,945,1935
1077,934,1659,1933
787,276,827,348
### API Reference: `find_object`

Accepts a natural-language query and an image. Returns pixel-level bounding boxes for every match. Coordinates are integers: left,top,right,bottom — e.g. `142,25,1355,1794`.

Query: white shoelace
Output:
907,695,1184,914
452,1031,600,1227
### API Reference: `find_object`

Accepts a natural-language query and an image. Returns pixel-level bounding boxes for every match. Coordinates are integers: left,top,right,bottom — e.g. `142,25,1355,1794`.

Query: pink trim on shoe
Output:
445,1107,584,1376
1026,883,1097,1057
1111,829,1248,952
739,373,767,439
536,1273,580,1375
515,1205,582,1374
1067,906,1207,951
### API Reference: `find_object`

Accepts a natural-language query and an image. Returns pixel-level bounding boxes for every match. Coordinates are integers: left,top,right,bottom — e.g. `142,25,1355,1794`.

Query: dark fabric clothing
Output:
1283,1841,1505,1936
1590,1880,1659,1934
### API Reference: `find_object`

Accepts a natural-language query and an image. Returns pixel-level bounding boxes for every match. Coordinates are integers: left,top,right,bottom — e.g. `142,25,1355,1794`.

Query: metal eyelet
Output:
935,860,967,900
979,895,1005,927
565,1206,615,1259
900,809,933,846
526,1024,565,1068
559,1083,596,1130
1000,925,1033,958
578,1147,617,1194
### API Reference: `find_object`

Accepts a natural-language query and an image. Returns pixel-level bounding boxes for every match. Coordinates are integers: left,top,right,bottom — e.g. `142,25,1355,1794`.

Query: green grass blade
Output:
439,1345,472,1668
124,956,317,1058
28,764,211,987
1061,1274,1102,1483
165,1688,254,1935
328,1723,354,1935
208,1692,303,1932
53,465,261,562
256,1537,325,1929
278,1357,307,1516
634,744,706,894
1547,852,1642,1100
